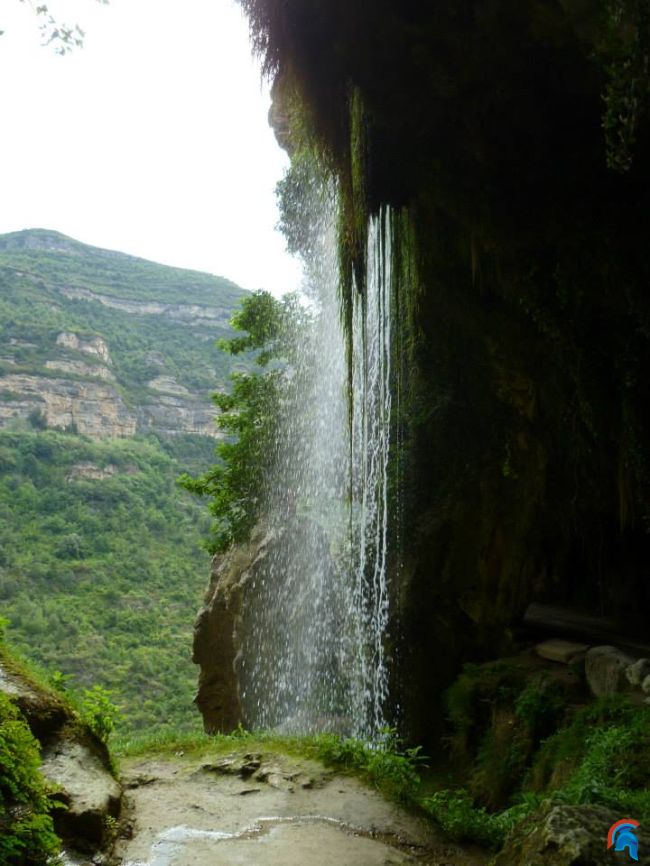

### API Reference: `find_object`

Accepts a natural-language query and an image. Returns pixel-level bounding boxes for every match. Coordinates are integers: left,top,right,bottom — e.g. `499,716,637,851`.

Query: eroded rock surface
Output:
114,751,487,866
585,646,635,698
0,656,122,855
41,740,122,849
193,525,276,733
494,802,649,866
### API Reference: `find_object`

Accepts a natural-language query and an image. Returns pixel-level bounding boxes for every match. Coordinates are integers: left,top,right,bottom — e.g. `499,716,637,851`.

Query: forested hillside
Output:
0,430,213,734
0,229,250,736
0,228,248,435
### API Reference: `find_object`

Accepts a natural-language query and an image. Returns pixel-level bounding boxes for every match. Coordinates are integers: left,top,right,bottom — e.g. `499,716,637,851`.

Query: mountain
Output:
0,228,249,439
0,229,250,737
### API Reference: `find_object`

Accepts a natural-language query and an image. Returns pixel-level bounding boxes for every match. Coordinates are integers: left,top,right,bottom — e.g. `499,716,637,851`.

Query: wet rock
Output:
125,774,157,789
627,658,650,687
41,740,121,850
193,524,276,733
642,674,650,695
585,645,634,697
535,639,589,664
201,753,262,777
494,802,650,866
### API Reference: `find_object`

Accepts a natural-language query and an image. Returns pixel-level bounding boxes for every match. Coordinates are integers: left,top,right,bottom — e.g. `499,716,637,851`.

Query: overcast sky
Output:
0,0,302,295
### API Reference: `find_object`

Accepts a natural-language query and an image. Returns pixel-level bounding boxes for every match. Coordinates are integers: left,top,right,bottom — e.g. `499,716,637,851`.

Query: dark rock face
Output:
255,0,650,744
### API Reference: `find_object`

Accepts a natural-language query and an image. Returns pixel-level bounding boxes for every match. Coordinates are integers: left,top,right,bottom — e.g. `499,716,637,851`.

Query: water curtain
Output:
240,205,395,741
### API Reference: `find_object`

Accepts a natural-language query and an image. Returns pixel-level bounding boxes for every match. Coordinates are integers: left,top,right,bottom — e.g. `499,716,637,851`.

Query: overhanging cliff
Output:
242,0,650,742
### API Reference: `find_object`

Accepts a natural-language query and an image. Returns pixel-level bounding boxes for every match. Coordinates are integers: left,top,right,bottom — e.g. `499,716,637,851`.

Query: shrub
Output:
0,693,61,865
313,728,426,802
78,685,121,743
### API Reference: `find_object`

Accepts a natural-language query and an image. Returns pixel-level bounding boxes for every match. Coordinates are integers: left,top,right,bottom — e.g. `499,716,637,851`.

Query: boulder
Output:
627,658,650,687
625,659,650,686
0,653,121,854
494,802,650,866
535,639,589,664
41,740,121,850
585,645,634,697
193,524,276,733
642,674,650,695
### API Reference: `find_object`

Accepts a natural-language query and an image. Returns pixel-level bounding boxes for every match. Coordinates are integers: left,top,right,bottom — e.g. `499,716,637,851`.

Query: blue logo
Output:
608,819,640,862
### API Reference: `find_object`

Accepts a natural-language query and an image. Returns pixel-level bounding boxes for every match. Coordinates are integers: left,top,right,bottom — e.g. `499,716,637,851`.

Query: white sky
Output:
0,0,303,295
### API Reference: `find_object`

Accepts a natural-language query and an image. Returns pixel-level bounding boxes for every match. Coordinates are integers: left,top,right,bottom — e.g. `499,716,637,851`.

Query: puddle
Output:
122,815,423,866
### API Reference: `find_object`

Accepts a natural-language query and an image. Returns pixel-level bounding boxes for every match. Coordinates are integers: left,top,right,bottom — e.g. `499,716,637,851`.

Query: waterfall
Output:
348,209,393,737
238,201,395,742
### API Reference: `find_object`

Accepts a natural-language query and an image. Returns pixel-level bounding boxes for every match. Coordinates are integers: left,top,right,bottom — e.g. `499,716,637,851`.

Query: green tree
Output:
180,290,307,553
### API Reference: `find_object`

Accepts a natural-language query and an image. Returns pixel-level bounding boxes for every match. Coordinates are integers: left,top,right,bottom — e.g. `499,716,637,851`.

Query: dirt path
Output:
111,750,487,866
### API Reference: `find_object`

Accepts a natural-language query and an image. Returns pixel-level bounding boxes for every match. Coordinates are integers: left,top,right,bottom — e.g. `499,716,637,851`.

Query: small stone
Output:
585,646,634,698
535,639,589,664
202,752,262,778
626,658,650,686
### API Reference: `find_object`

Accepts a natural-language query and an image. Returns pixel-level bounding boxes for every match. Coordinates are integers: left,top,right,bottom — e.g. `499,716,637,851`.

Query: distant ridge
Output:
0,228,246,307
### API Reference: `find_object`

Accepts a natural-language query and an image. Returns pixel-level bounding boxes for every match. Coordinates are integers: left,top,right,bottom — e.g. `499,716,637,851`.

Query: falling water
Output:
238,200,396,741
348,209,393,737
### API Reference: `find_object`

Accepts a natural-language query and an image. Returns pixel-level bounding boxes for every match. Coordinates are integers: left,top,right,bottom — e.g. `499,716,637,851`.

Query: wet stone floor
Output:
99,751,487,866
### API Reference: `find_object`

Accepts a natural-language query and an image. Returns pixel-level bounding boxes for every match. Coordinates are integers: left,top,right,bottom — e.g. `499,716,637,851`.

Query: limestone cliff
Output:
0,229,248,440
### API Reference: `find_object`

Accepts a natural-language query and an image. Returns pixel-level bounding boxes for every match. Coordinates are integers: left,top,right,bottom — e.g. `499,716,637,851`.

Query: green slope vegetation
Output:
0,228,248,401
0,228,243,306
0,428,212,735
0,229,257,737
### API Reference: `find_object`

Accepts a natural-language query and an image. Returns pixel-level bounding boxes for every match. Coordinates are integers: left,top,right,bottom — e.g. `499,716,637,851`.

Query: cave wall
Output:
244,0,650,743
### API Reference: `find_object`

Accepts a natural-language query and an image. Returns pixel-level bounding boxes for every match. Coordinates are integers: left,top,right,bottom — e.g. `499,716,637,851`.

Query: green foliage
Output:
78,685,121,743
434,669,650,851
0,693,61,865
276,147,333,263
529,696,650,818
601,0,650,172
514,679,567,738
181,290,308,553
0,428,212,736
312,728,426,802
421,788,537,850
0,229,250,738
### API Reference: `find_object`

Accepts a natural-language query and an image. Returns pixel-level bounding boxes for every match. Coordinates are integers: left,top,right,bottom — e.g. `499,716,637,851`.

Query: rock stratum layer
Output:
0,228,247,439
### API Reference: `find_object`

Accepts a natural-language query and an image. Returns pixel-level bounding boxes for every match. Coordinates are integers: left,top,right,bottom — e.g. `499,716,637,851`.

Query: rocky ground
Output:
110,751,488,866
